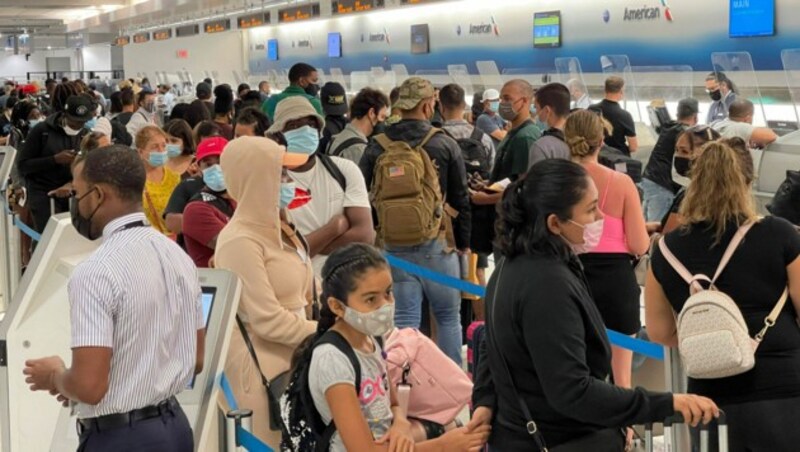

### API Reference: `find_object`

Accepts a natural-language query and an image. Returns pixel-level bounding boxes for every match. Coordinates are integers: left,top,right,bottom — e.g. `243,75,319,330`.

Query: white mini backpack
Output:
659,221,789,379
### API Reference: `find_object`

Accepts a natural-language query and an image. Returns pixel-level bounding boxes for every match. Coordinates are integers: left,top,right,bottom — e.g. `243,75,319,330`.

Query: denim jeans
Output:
385,239,463,365
640,178,675,222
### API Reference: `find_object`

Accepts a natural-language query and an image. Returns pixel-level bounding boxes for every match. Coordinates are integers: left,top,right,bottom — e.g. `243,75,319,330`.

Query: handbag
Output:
487,258,625,451
634,233,661,286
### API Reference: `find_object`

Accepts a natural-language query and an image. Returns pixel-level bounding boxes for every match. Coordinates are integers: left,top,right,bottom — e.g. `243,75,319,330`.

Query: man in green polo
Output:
262,62,323,121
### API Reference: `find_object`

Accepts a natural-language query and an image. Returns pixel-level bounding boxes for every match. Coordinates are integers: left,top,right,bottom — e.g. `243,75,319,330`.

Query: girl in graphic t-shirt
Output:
303,243,490,452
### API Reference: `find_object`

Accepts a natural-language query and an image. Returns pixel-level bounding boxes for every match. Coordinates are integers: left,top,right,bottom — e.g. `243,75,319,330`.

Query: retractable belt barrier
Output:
3,199,665,451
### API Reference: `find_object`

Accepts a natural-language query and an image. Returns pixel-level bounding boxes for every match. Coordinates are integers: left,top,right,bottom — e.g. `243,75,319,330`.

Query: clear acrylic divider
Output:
600,54,641,122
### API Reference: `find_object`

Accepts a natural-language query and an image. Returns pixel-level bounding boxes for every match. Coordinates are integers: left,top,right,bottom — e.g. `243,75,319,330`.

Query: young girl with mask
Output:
469,159,719,451
136,125,181,235
301,243,491,452
564,111,649,429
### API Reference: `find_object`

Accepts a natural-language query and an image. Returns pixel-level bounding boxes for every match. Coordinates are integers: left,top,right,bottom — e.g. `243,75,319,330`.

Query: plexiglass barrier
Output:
447,64,473,96
555,57,591,109
630,66,694,127
710,52,773,126
600,54,642,122
476,60,503,91
781,49,800,125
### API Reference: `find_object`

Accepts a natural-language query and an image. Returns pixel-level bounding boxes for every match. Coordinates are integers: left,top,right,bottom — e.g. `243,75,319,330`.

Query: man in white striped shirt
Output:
23,145,204,451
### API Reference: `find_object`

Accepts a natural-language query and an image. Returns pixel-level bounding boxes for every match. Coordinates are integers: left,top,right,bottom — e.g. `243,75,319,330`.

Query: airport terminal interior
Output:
1,0,800,451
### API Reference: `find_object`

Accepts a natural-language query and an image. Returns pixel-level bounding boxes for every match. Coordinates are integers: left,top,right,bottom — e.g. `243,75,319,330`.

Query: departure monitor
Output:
729,0,775,37
410,24,430,55
268,39,279,61
328,32,342,58
533,11,561,48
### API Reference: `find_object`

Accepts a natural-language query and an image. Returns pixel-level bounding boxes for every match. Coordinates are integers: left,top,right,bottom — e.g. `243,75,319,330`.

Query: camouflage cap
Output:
393,77,435,111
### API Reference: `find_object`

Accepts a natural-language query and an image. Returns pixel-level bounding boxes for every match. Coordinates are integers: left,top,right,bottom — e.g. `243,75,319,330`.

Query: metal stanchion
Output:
664,347,691,451
225,409,253,452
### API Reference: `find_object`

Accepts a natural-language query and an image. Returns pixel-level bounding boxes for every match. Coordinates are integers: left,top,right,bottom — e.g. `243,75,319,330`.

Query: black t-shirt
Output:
643,122,685,192
652,216,800,405
593,99,636,156
115,111,134,126
165,177,205,217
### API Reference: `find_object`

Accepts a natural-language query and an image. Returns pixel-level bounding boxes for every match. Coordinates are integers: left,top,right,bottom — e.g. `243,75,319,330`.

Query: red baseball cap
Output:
196,136,229,163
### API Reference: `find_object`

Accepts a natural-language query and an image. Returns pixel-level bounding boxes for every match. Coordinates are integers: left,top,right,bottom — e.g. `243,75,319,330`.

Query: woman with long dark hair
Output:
469,159,719,451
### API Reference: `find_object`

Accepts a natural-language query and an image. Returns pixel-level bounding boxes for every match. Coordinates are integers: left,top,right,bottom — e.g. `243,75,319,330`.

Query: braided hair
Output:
51,82,81,113
289,243,389,369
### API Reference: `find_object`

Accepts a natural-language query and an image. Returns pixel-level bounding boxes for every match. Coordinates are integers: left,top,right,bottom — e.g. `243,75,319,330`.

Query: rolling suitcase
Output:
643,412,728,452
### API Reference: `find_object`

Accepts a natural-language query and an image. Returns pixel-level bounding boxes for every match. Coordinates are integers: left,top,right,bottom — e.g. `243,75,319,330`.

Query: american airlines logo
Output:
621,0,674,22
366,27,391,44
458,16,500,36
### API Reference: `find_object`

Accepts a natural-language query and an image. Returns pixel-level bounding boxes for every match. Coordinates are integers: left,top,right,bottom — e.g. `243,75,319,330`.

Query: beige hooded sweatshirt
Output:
216,136,317,446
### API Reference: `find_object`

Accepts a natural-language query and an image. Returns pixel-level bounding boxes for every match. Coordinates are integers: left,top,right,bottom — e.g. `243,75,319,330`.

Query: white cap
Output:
92,117,113,138
481,89,500,102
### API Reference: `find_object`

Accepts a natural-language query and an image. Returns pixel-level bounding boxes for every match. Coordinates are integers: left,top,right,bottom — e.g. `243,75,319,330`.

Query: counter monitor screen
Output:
533,11,561,48
410,24,430,54
267,39,279,61
187,287,216,389
328,32,342,58
729,0,775,37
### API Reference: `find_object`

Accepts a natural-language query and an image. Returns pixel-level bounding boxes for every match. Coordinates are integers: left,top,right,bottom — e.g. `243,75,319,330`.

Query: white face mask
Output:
341,303,395,337
565,219,604,255
63,124,81,136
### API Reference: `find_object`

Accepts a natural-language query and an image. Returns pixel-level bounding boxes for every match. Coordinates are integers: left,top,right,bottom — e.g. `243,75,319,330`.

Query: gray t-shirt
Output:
711,118,754,143
310,337,393,451
328,123,369,165
476,113,507,146
528,134,571,170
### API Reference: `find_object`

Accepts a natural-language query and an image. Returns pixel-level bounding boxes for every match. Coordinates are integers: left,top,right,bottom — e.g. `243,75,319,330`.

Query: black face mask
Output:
371,120,387,137
674,157,693,178
304,83,320,98
708,90,722,102
70,187,102,241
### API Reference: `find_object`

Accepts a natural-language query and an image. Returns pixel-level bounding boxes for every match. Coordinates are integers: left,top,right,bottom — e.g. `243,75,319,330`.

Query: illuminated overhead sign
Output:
332,0,384,15
176,24,200,38
153,29,172,41
238,12,270,29
133,32,150,44
204,18,231,34
114,36,130,47
401,0,444,4
278,3,321,23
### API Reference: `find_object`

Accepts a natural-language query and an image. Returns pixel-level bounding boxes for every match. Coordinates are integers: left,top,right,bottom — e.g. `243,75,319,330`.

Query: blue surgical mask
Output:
84,118,97,130
280,182,296,209
489,101,500,113
29,119,42,128
166,143,182,158
148,150,168,167
202,164,226,192
284,125,320,155
530,104,537,115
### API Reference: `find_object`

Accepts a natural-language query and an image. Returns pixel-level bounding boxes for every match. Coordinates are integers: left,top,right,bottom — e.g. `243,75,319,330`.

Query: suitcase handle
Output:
644,410,727,452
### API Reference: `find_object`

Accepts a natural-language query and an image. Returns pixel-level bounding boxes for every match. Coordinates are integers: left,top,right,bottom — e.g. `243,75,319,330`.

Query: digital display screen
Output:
133,33,150,44
153,29,172,41
332,0,384,15
187,287,215,389
267,39,279,61
205,19,231,34
328,32,342,58
401,0,443,4
114,36,130,47
730,0,775,37
238,12,270,29
534,11,561,48
176,24,200,38
410,24,430,54
278,3,321,23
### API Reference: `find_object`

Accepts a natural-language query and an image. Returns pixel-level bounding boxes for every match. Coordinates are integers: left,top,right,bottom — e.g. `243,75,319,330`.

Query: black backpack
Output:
454,128,491,179
768,170,800,225
280,330,374,452
598,145,643,183
326,136,368,158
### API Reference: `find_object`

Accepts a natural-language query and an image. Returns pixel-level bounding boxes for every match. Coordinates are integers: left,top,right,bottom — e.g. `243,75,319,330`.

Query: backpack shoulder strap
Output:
316,153,347,191
417,127,441,150
374,133,393,152
658,236,711,295
331,137,368,157
316,330,362,395
710,221,755,284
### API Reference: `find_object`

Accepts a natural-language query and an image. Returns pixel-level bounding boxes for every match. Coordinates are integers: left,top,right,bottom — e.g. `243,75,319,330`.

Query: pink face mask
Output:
565,219,604,254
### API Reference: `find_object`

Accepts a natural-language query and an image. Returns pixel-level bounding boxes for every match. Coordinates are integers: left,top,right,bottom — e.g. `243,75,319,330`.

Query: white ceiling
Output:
0,0,129,34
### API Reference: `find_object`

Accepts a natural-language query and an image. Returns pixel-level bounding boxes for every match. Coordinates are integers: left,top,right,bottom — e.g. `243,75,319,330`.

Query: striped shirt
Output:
69,212,203,418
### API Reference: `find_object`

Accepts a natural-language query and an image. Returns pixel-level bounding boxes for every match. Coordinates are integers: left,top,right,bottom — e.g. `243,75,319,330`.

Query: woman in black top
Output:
647,141,800,452
469,159,718,451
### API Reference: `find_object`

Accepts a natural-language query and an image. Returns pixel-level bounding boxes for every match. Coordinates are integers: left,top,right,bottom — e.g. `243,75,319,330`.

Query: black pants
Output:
691,396,800,452
28,189,68,234
77,402,193,452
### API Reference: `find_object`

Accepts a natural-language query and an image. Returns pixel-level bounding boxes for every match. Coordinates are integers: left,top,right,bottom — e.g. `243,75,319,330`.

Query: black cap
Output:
196,82,212,98
320,82,347,116
65,95,96,123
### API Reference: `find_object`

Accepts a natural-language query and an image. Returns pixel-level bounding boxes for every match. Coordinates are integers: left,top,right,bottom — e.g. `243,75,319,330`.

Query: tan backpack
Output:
371,128,444,246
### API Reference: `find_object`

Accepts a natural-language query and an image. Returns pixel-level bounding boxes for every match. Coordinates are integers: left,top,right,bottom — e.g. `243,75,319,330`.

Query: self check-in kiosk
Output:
0,215,241,452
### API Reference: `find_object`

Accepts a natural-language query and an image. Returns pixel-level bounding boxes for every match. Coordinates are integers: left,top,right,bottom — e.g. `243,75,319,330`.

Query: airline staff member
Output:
23,145,204,451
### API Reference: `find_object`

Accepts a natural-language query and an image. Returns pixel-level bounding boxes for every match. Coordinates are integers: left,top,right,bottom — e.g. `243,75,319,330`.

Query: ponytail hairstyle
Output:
565,109,605,159
290,243,389,368
495,159,590,261
679,141,757,245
